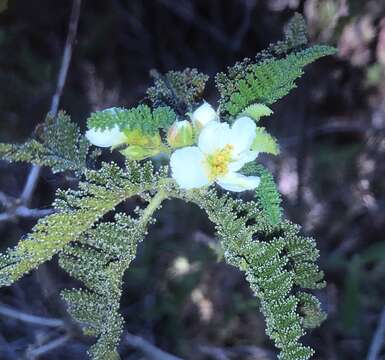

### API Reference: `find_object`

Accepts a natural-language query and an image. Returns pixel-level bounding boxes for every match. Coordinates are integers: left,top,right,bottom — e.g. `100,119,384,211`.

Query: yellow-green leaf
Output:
241,103,273,122
251,127,279,155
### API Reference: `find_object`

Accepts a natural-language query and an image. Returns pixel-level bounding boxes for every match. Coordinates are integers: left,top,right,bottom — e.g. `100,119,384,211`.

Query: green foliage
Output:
241,103,274,121
274,12,309,54
216,45,336,120
284,227,325,290
0,111,89,173
254,165,282,226
178,189,325,360
147,68,209,114
60,213,149,359
216,13,336,120
0,13,332,360
297,292,326,329
58,186,167,359
87,105,177,135
0,160,166,287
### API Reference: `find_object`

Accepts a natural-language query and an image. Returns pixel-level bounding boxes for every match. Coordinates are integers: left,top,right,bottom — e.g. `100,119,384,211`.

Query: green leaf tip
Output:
252,127,279,155
0,112,89,173
241,103,274,121
87,105,177,135
216,12,336,120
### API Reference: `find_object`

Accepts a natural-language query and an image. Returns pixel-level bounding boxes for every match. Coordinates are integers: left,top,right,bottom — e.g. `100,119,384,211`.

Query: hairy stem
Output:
141,189,168,226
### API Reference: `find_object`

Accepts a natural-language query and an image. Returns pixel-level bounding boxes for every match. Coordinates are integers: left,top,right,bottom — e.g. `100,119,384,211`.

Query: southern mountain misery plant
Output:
0,14,336,360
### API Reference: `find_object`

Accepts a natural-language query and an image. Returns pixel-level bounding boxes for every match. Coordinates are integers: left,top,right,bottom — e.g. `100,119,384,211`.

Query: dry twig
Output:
0,0,82,222
124,332,183,360
26,334,71,360
0,302,65,328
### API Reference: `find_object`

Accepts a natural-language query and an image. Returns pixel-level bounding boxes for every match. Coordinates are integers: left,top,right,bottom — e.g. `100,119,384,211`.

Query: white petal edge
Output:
229,116,256,155
217,172,260,192
190,102,218,128
170,147,210,190
228,150,258,172
85,125,127,148
198,121,231,154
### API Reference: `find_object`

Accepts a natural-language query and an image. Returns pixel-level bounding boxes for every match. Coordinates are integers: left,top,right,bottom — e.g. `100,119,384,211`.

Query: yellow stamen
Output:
206,144,233,180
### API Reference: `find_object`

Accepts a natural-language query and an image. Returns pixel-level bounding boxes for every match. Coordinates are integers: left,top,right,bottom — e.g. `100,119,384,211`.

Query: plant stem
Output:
141,189,168,226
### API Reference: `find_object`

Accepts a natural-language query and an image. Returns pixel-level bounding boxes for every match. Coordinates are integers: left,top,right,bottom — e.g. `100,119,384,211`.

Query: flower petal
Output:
86,125,127,148
228,150,258,172
190,102,218,128
217,172,260,192
170,147,210,189
229,116,256,154
198,121,231,154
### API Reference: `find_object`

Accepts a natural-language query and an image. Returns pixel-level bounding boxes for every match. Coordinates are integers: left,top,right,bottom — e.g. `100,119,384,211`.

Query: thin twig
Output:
20,0,81,207
0,191,12,208
26,334,71,359
19,165,45,207
198,344,274,360
15,206,54,218
2,0,82,219
0,207,54,222
124,332,183,360
198,345,230,360
0,302,65,328
49,0,82,118
367,305,385,360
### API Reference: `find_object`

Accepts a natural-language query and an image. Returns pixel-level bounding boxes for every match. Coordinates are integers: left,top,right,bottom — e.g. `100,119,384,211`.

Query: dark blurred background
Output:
1,0,385,359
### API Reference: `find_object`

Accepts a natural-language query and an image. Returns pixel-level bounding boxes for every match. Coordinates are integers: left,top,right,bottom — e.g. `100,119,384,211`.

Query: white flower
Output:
85,124,127,148
190,102,218,129
170,117,260,192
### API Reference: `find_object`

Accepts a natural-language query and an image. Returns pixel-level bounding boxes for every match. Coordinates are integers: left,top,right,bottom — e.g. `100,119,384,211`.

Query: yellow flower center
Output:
206,144,233,180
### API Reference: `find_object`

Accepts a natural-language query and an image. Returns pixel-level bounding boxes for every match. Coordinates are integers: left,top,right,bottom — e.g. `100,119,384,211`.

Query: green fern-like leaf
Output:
87,105,177,135
147,68,209,114
254,165,282,226
59,186,168,359
284,226,325,290
61,288,123,360
60,213,147,360
297,292,326,329
216,45,336,120
215,14,336,120
175,188,324,360
0,111,89,173
0,161,166,287
0,12,332,360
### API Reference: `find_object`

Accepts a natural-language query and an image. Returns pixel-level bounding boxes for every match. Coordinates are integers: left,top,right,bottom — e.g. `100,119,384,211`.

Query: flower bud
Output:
190,102,218,130
167,120,194,148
